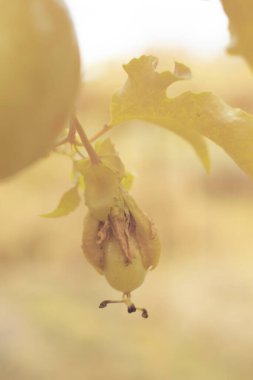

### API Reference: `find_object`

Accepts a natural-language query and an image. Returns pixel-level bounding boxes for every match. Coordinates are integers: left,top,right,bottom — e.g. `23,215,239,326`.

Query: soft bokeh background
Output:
1,1,253,379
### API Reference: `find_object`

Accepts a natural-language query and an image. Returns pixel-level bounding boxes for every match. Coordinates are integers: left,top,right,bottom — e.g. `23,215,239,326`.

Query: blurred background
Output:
1,1,253,379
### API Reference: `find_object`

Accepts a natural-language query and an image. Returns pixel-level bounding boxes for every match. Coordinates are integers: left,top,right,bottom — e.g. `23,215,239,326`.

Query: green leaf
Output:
110,55,209,171
41,185,81,218
95,138,125,178
121,172,134,190
95,138,116,156
168,91,253,179
73,158,90,176
110,55,253,179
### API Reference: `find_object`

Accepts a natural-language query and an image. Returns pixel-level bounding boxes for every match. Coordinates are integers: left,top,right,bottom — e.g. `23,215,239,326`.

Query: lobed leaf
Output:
111,55,209,171
110,55,253,179
168,91,253,180
41,185,81,218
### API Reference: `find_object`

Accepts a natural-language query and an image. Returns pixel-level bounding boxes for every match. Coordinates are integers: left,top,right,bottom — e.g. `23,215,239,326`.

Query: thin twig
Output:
71,116,100,164
55,118,83,148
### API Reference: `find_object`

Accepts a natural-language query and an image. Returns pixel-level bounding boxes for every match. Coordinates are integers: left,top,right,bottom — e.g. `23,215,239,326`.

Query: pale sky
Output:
65,0,229,68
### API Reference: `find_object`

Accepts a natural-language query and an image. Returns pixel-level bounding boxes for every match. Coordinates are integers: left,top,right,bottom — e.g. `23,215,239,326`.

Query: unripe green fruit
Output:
82,213,146,293
82,195,160,295
0,0,80,179
104,239,146,293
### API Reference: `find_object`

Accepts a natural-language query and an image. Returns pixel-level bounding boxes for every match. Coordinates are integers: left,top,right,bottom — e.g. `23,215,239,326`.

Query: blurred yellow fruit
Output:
0,0,80,179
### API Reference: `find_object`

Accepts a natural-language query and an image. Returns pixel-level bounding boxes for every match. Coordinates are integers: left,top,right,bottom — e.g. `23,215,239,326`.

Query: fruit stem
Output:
71,116,100,164
55,121,82,147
